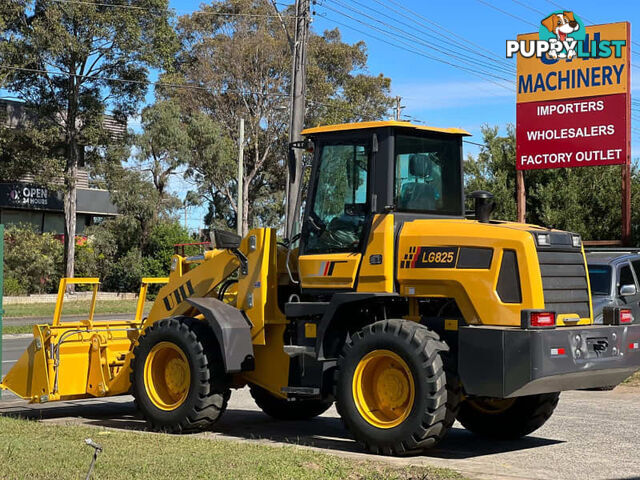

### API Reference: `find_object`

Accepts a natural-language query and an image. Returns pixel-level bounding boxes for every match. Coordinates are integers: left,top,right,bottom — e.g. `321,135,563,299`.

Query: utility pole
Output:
237,117,244,237
285,0,311,239
184,202,188,230
395,96,405,121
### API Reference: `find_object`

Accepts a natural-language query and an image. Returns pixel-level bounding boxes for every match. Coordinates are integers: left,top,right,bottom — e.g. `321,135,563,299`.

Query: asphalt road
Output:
2,335,640,480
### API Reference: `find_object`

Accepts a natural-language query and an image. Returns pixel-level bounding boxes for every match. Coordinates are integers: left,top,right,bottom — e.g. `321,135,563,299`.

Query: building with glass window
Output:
0,99,121,233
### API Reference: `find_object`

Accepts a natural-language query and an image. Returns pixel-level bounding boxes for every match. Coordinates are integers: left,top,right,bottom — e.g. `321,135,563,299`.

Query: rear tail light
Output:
521,310,557,329
603,307,635,325
531,312,556,327
620,309,633,324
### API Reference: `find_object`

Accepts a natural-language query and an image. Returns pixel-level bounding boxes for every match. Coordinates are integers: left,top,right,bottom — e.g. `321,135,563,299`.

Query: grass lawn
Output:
2,324,37,335
3,299,152,319
0,416,464,480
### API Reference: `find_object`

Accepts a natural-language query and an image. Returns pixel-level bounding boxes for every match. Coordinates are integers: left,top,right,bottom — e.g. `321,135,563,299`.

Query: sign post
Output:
512,16,630,243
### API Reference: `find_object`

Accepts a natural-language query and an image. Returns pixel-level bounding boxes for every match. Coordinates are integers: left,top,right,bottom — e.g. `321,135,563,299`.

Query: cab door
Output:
620,260,640,321
298,137,371,291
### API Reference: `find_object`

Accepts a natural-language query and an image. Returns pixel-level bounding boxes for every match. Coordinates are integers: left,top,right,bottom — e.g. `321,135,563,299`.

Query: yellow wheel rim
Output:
352,349,415,429
144,342,191,411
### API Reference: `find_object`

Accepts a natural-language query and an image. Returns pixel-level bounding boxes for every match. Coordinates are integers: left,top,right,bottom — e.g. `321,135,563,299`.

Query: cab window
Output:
588,265,611,295
619,264,636,290
394,135,462,215
305,143,369,254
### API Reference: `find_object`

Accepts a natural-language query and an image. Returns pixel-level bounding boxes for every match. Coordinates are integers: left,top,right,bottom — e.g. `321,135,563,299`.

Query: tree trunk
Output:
63,141,78,291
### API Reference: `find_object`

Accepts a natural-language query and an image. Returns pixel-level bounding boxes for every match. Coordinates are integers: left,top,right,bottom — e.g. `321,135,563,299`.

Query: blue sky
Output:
162,0,640,230
17,0,629,231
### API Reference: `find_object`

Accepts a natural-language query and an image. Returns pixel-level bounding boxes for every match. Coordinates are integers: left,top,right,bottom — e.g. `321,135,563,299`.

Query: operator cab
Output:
295,121,470,292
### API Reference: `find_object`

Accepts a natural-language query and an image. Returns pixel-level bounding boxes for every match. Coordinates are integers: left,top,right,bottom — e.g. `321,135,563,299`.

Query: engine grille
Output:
534,232,590,319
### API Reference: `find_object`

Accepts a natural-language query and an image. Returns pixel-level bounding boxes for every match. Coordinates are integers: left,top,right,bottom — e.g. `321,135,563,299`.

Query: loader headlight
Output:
536,233,551,246
572,234,581,248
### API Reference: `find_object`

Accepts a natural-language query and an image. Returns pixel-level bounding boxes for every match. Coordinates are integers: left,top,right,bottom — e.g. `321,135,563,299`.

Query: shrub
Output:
4,224,63,294
4,275,27,296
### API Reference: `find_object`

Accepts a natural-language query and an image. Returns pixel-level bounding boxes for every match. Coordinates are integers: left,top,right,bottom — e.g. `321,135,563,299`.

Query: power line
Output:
50,0,299,17
316,9,514,91
327,0,515,78
379,0,512,67
327,0,515,75
475,0,538,28
463,139,487,148
509,0,546,17
343,0,515,73
0,64,292,98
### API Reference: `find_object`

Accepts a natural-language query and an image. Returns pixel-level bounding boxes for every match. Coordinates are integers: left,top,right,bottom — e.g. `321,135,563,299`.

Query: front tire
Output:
335,319,457,455
249,384,333,420
131,317,230,433
457,393,560,439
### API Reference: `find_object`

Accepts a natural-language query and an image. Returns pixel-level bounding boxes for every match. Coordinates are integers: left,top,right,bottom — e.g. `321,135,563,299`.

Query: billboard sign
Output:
510,14,630,171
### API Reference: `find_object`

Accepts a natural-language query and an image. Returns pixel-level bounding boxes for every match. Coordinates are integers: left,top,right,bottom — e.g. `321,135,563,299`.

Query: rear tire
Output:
457,393,560,439
131,317,230,433
249,384,333,420
335,319,458,455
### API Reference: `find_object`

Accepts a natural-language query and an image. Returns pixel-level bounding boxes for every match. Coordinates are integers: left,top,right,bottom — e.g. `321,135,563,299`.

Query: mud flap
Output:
187,297,255,373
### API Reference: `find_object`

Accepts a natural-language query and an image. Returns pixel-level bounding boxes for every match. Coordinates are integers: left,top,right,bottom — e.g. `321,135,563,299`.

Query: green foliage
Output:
134,100,195,212
142,221,193,278
0,0,177,279
161,0,393,233
4,276,27,296
464,125,518,222
3,224,63,294
465,125,640,243
76,219,192,292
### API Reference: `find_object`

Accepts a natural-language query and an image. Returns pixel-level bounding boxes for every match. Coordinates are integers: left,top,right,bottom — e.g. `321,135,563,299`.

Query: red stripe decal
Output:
323,261,331,276
411,247,422,269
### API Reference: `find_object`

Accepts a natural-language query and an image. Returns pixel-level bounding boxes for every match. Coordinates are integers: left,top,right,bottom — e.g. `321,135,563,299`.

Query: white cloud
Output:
393,80,515,110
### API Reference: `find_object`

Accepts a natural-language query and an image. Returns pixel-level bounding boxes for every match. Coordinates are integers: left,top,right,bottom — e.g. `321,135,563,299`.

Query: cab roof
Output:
301,120,471,137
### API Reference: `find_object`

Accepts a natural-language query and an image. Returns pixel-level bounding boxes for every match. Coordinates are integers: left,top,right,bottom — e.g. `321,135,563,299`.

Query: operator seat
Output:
398,153,436,211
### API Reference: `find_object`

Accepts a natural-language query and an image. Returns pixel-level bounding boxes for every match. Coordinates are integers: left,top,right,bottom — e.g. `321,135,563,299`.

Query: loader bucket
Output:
0,277,167,403
0,326,50,401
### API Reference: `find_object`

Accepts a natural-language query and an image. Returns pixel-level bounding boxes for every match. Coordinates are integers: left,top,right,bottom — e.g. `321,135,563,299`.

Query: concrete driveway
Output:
2,335,640,480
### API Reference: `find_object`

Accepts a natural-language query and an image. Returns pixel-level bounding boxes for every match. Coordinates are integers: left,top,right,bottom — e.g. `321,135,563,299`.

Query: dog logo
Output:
540,11,581,59
505,11,626,63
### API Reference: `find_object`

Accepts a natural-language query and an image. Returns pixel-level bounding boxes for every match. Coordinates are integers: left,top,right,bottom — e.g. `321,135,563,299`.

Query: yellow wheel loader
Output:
3,120,640,455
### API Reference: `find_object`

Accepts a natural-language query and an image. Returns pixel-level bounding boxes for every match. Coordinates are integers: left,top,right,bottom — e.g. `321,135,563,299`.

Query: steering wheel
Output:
308,210,327,233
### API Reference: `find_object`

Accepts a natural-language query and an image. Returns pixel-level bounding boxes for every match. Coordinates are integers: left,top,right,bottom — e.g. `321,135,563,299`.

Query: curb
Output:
2,334,32,340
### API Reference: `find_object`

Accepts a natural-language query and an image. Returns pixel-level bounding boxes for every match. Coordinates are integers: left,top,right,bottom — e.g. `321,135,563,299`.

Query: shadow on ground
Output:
0,398,564,460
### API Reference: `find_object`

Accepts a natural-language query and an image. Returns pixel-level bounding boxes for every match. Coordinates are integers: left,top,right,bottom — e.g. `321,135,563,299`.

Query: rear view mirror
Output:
288,147,296,183
620,284,636,296
344,203,367,216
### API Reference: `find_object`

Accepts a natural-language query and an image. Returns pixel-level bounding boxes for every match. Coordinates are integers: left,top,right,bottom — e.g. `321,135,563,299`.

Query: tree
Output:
0,0,176,286
161,0,393,234
135,100,191,220
465,125,640,243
